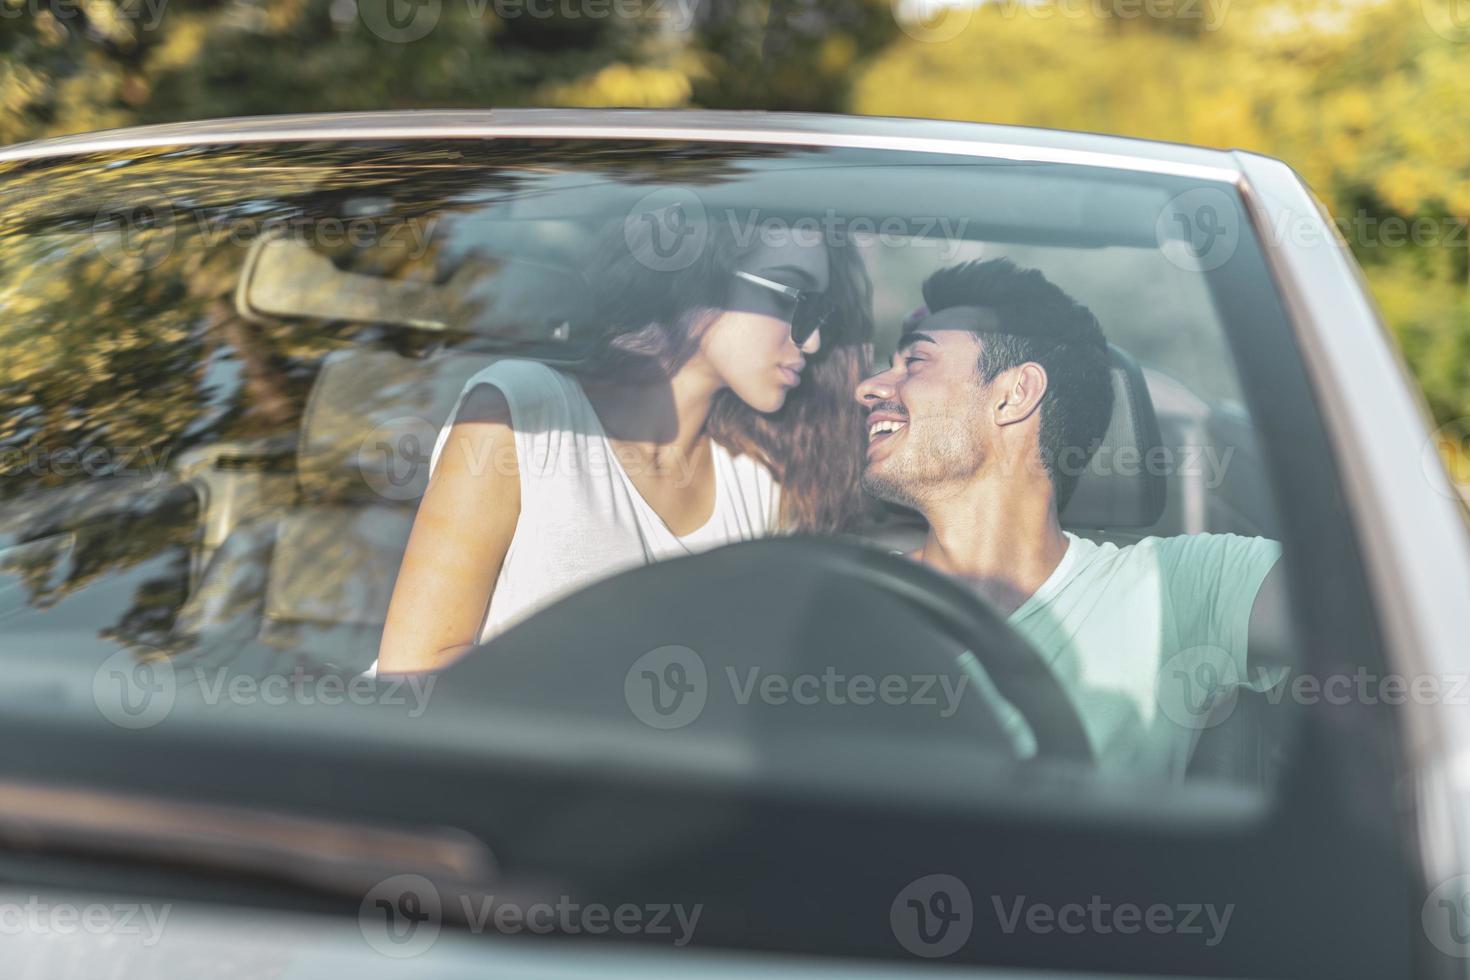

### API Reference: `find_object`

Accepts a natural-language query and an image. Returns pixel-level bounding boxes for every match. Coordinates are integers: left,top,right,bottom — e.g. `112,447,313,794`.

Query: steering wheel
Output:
442,536,1092,762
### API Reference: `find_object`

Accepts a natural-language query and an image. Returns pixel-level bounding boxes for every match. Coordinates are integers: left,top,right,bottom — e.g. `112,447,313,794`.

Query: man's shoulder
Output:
1110,533,1282,612
1097,530,1278,556
1146,531,1280,560
1062,531,1280,583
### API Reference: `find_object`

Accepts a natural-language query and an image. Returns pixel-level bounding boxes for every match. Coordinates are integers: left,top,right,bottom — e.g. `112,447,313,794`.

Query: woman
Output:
376,212,873,673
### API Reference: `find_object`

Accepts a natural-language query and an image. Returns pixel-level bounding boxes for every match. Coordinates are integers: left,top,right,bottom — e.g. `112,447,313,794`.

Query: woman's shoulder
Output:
454,358,584,423
460,357,571,396
432,358,588,482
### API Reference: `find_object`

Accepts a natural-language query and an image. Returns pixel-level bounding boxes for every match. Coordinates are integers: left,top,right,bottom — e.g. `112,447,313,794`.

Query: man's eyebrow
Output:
896,331,935,352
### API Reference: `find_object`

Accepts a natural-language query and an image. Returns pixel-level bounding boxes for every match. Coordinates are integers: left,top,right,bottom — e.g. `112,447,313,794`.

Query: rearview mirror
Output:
235,233,588,345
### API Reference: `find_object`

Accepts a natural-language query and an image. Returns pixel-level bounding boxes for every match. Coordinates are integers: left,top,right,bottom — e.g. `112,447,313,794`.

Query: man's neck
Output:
914,473,1070,616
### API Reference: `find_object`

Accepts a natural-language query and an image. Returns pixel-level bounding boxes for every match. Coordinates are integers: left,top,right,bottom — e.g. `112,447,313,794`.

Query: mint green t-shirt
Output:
961,531,1283,779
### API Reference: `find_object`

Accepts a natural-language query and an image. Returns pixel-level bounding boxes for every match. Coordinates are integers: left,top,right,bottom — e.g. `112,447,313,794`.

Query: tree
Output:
854,0,1470,433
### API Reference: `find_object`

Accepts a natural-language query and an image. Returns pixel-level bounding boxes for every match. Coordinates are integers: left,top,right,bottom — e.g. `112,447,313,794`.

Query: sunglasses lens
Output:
731,271,829,344
791,295,830,345
733,277,797,321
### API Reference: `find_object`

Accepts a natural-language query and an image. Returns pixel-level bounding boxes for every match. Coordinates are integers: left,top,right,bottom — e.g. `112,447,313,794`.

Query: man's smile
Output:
866,411,909,458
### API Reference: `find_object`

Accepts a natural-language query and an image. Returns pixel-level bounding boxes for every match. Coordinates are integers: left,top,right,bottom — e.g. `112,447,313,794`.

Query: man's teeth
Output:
868,419,908,439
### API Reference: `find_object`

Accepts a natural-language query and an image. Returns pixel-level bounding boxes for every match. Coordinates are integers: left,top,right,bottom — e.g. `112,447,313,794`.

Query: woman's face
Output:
699,239,831,413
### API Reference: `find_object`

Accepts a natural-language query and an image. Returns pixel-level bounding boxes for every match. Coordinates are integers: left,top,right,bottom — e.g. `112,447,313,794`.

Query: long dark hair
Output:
581,205,874,533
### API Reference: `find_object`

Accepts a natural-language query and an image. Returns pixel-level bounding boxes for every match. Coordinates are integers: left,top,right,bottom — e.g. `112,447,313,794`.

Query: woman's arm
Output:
377,384,520,673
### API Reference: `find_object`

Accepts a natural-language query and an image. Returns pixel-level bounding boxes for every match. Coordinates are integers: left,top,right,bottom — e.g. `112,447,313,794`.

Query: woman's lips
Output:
778,366,802,387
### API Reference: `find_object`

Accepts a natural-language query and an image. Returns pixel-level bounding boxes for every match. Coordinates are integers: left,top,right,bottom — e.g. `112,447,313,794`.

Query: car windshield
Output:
0,138,1322,810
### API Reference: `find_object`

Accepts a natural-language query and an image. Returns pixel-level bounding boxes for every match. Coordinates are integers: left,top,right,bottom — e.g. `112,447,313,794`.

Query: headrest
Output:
1059,344,1166,529
295,348,493,505
451,255,593,344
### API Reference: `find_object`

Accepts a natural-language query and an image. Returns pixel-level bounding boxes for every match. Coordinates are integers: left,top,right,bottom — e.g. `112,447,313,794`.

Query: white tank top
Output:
429,359,782,645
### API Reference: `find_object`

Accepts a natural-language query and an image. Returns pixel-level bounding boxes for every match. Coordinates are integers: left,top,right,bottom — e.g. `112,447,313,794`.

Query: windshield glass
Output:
0,139,1315,803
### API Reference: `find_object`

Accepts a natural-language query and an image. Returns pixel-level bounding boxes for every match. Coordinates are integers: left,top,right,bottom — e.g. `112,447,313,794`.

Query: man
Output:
855,258,1286,778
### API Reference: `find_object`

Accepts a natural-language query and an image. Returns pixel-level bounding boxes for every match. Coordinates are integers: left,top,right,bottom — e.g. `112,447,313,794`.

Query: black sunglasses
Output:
731,269,832,346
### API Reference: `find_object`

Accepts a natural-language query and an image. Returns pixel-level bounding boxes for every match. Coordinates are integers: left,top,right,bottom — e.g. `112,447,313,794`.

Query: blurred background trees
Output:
1,0,1466,437
859,0,1470,435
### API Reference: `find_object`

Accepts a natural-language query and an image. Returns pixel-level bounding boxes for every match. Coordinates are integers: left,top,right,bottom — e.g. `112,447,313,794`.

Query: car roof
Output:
0,109,1246,182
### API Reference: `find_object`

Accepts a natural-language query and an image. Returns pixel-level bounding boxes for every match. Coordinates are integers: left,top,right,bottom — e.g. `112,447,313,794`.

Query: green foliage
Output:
0,0,1464,428
856,0,1470,430
0,0,689,142
0,0,894,141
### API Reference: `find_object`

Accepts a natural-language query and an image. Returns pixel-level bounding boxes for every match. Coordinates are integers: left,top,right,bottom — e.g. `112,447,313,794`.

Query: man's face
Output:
854,328,990,509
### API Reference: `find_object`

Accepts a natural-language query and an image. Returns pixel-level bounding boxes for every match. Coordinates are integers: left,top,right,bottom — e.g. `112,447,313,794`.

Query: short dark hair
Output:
918,259,1114,508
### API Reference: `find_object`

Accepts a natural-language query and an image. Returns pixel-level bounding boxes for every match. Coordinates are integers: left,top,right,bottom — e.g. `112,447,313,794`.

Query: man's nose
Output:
855,367,897,405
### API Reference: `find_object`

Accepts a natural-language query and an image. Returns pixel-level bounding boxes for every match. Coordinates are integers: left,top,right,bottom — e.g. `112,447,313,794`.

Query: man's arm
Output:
1245,560,1291,689
1158,532,1286,692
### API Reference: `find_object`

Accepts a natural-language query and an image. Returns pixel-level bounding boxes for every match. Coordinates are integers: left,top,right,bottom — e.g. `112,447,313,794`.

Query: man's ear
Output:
993,362,1048,427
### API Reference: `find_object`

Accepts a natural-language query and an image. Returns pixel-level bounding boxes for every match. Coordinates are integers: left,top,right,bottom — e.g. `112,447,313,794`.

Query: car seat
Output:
170,347,493,675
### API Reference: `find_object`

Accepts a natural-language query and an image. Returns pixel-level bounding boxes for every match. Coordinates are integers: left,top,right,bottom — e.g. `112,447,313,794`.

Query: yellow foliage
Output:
540,62,693,108
820,34,859,75
855,0,1470,226
856,0,1470,427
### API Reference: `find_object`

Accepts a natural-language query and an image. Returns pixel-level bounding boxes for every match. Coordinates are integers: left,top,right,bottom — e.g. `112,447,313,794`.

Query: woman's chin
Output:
731,382,790,414
754,389,790,414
